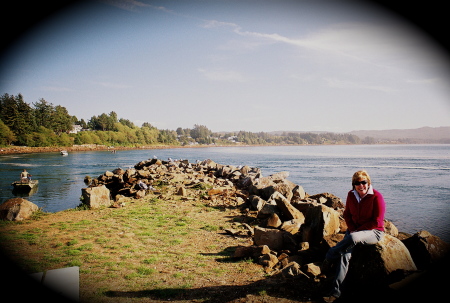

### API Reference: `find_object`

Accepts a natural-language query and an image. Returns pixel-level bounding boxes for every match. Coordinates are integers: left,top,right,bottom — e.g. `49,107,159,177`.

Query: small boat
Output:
60,150,68,156
11,180,39,192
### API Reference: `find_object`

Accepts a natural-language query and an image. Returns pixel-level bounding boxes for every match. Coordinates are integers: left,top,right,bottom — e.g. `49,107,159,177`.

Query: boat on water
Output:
60,150,68,156
11,180,39,192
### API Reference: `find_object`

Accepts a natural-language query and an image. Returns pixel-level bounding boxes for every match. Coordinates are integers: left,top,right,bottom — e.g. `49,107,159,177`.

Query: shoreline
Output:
0,144,208,155
0,143,302,155
1,142,445,155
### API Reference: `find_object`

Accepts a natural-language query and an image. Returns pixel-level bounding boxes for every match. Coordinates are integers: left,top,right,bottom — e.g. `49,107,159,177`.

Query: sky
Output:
1,0,449,133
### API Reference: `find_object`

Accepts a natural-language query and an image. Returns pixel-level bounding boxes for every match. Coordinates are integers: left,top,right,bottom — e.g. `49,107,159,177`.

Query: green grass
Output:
143,257,159,264
136,266,156,275
202,224,219,232
0,193,254,302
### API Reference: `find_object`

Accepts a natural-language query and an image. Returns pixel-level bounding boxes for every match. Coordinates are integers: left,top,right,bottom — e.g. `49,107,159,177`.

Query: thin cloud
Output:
98,0,151,12
296,23,432,70
198,68,248,83
201,20,237,29
40,86,74,92
202,19,431,71
290,74,317,82
104,3,437,72
95,81,132,89
99,0,188,18
405,78,441,85
218,39,264,52
324,78,397,93
201,19,299,47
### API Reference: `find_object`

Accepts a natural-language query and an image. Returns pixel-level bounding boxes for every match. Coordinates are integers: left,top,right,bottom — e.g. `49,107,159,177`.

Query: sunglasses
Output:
353,180,368,186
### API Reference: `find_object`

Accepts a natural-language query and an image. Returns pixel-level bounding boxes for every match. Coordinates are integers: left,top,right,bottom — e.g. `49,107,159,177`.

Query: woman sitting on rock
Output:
322,170,386,302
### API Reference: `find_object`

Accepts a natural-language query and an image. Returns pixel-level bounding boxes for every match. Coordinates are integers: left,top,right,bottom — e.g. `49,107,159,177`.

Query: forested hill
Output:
348,127,450,143
0,93,362,147
1,93,448,147
268,126,450,144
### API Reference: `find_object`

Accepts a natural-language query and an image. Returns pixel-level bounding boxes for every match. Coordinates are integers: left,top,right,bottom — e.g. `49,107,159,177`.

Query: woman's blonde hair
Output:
352,170,371,188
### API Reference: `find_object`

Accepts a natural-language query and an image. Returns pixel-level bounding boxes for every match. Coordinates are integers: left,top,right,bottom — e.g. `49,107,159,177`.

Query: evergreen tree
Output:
119,117,135,129
0,93,35,144
51,105,72,134
0,119,16,145
176,127,184,136
78,118,88,129
191,124,212,142
142,122,155,129
97,113,110,131
33,98,54,129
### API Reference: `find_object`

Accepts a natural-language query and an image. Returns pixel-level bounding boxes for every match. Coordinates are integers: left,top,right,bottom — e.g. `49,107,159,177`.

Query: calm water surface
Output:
1,144,449,241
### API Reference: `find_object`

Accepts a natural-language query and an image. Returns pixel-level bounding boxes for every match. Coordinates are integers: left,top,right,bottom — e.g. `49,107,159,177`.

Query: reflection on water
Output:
12,186,39,198
0,145,449,241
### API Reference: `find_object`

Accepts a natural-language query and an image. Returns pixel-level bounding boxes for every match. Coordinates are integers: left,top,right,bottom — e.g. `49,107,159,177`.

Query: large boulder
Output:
233,245,271,259
270,191,305,222
307,193,344,209
0,198,39,221
292,200,340,245
347,234,417,287
248,177,275,198
266,213,282,228
257,200,279,219
253,226,285,251
402,230,450,270
249,195,266,211
200,159,217,170
384,219,399,237
81,185,111,209
280,219,304,235
263,179,298,201
271,171,290,181
248,171,291,199
291,185,306,202
258,253,279,269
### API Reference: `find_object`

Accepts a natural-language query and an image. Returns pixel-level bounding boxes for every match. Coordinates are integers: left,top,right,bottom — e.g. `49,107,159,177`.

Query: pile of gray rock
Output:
4,157,447,295
78,157,449,291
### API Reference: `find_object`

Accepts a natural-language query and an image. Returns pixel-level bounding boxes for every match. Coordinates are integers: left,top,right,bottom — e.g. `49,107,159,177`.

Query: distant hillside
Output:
348,126,450,143
267,127,450,143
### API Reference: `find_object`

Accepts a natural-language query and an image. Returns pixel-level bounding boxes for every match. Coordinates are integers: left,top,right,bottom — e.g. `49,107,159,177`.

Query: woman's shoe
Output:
322,295,338,303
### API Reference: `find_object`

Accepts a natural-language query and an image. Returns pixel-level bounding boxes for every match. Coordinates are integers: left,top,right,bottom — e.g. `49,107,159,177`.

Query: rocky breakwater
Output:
79,157,450,298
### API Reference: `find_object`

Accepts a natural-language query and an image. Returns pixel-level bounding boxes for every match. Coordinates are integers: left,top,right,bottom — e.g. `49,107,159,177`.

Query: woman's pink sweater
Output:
343,188,386,232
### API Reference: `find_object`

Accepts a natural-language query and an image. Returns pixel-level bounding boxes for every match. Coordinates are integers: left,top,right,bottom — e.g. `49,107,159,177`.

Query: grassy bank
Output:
0,184,312,303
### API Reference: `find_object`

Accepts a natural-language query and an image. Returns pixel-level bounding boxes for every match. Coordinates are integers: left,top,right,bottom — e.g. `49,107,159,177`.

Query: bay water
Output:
1,144,449,242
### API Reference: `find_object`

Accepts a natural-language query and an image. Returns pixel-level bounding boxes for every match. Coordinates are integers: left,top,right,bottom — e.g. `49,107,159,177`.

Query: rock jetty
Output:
3,157,448,299
77,157,450,297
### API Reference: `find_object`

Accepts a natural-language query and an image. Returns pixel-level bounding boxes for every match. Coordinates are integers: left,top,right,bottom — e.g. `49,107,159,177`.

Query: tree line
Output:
0,93,364,147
